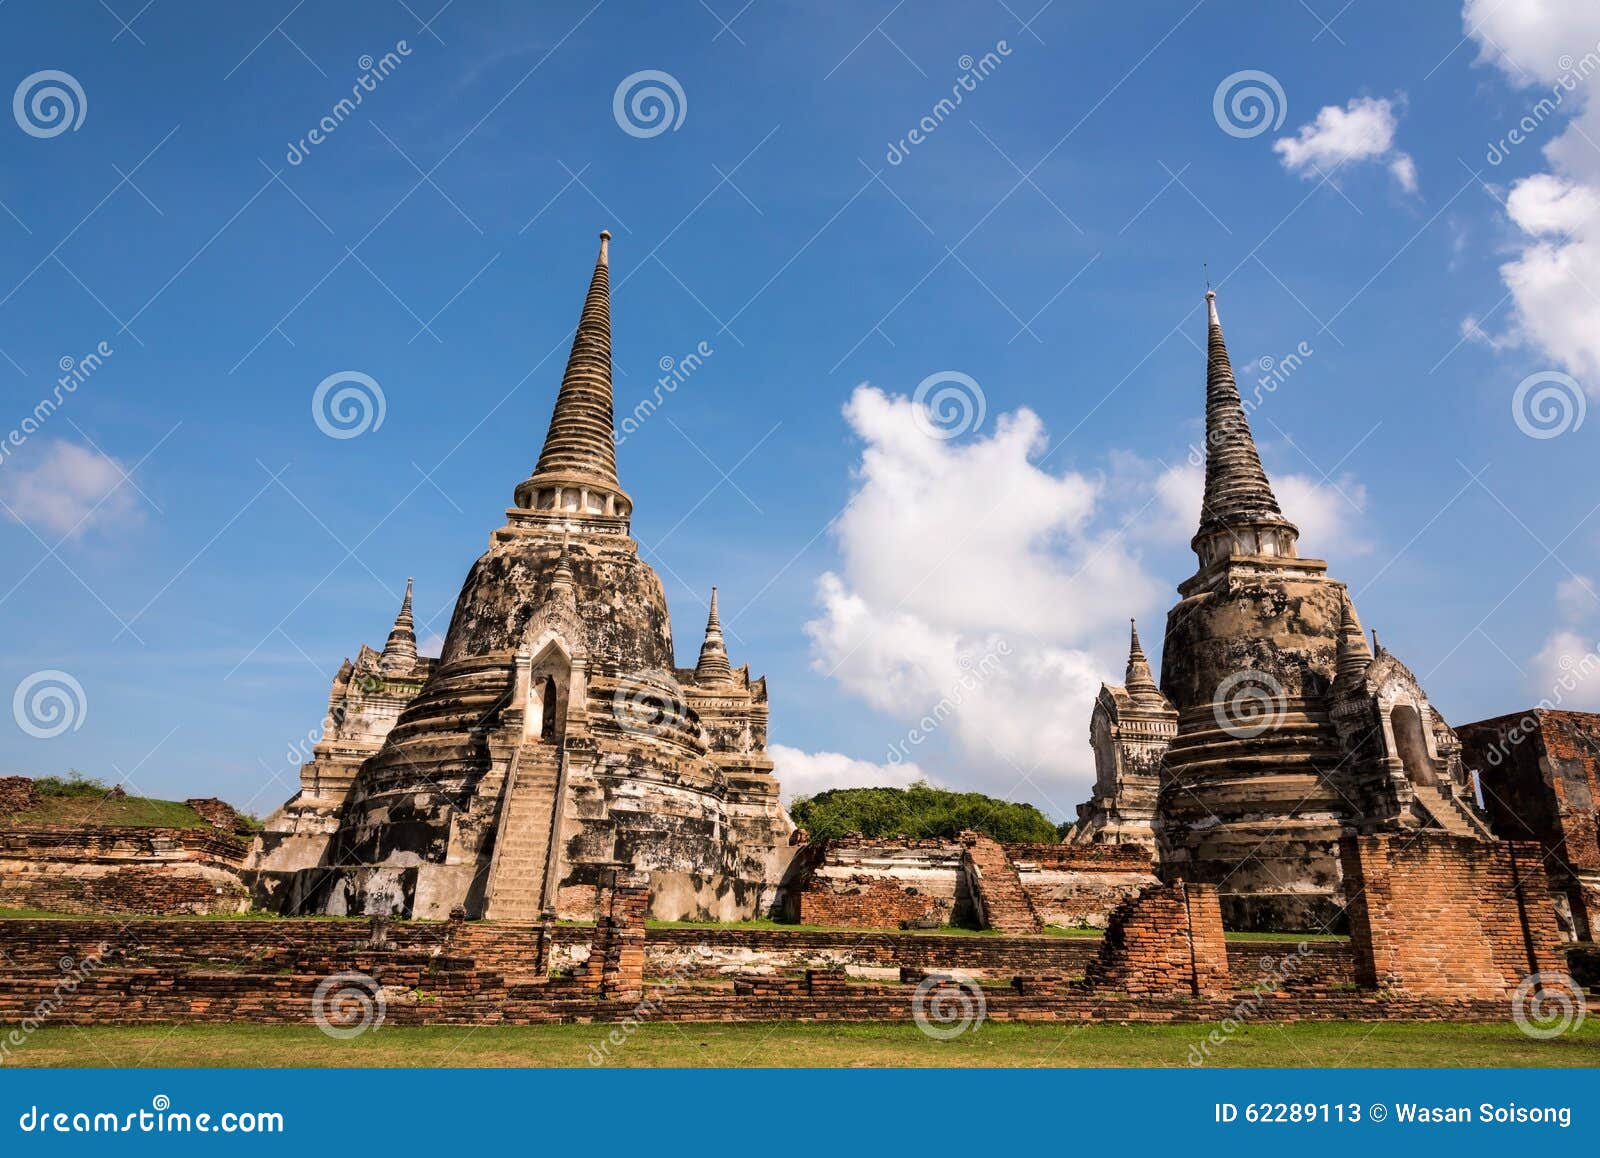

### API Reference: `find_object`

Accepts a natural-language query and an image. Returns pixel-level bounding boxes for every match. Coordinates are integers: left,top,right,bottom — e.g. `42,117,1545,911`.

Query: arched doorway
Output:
1390,704,1437,786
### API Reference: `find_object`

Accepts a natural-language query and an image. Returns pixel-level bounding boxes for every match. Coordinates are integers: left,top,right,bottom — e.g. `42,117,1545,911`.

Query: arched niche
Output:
1389,702,1437,786
525,636,573,745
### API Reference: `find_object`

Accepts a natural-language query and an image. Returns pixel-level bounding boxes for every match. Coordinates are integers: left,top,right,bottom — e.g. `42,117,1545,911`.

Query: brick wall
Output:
1008,843,1160,929
1459,709,1600,940
1339,833,1566,998
569,885,648,1000
1083,882,1230,995
0,777,38,814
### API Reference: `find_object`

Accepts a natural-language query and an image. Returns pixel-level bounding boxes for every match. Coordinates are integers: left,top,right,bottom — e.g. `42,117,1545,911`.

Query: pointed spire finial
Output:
695,586,733,683
1124,617,1163,703
1191,290,1300,570
380,577,418,669
548,532,576,597
512,231,632,522
1336,594,1374,691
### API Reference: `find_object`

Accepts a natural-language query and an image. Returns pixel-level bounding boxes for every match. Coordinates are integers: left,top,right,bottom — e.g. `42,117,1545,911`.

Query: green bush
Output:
789,781,1058,844
32,771,113,798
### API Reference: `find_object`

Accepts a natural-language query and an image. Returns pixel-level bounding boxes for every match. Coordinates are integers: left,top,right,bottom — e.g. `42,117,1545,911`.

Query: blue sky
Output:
3,0,1599,821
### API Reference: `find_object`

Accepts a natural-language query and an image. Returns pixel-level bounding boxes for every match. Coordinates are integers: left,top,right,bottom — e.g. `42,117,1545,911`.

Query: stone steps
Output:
960,831,1042,933
1411,782,1494,840
484,745,562,921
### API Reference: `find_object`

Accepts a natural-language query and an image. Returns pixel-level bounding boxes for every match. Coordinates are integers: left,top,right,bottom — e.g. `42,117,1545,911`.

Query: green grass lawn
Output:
7,1020,1597,1068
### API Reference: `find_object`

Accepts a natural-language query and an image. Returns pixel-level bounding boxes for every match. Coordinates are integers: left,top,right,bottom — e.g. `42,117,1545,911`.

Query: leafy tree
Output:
789,781,1058,844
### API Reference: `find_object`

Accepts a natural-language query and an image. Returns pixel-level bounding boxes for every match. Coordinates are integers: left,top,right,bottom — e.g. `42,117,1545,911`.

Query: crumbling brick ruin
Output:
1083,882,1230,996
1457,709,1600,940
1340,833,1566,999
782,835,1158,931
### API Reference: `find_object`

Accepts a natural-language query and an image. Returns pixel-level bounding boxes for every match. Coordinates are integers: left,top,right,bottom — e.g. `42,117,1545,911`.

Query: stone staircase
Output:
1411,781,1495,840
484,744,563,921
960,832,1042,933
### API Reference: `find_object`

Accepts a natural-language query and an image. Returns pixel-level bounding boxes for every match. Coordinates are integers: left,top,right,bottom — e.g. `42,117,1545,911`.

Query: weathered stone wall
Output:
1339,833,1566,998
1084,882,1230,995
781,838,1164,931
0,827,249,916
785,838,973,928
1008,843,1160,928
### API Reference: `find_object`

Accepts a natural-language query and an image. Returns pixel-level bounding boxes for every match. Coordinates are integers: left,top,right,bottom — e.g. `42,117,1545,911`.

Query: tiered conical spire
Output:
695,587,733,683
380,578,417,669
513,232,630,520
1192,291,1299,566
1123,619,1163,703
1335,594,1373,692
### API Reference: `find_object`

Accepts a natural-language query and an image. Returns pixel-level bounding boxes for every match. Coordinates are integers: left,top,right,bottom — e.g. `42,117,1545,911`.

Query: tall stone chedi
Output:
248,233,793,920
1083,291,1491,930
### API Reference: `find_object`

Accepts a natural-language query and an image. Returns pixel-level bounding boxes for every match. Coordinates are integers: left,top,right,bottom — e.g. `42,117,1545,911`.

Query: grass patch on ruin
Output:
7,1020,1597,1068
7,793,217,830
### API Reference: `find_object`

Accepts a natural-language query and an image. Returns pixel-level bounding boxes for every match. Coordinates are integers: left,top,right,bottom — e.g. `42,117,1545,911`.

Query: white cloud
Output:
1464,0,1600,384
770,745,925,802
1274,96,1417,191
0,440,138,537
1556,573,1599,620
804,386,1169,811
1275,472,1373,557
1529,628,1600,711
